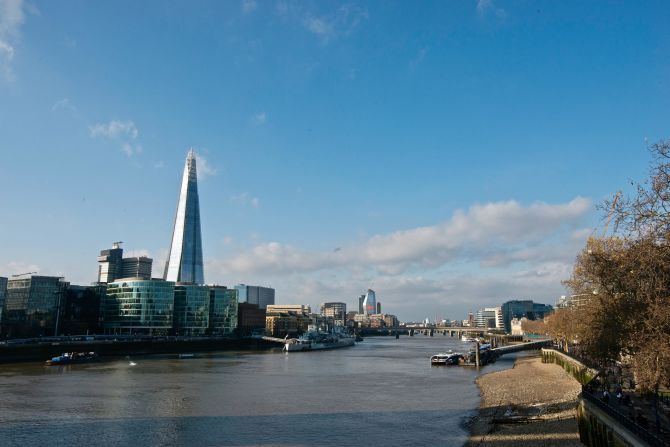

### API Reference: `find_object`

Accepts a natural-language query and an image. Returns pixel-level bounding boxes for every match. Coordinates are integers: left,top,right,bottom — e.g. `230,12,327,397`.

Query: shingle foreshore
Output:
466,352,583,447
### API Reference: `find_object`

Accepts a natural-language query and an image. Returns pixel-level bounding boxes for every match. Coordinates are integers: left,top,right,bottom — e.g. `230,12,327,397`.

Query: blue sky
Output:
1,0,668,320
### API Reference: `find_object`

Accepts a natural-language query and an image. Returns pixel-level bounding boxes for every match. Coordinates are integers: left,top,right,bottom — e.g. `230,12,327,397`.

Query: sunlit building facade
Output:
363,289,376,316
164,150,205,285
208,286,238,336
2,275,69,338
174,283,209,336
235,284,275,309
103,278,175,335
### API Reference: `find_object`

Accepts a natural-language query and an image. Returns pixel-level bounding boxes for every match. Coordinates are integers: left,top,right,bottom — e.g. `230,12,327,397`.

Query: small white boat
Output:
431,351,463,366
178,353,195,359
461,335,478,342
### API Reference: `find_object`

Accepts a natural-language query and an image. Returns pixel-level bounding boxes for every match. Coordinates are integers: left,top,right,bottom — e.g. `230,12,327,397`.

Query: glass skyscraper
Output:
164,149,205,285
363,289,376,315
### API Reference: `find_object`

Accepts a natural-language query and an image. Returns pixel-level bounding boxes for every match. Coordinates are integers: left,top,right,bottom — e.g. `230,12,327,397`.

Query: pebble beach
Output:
466,351,583,447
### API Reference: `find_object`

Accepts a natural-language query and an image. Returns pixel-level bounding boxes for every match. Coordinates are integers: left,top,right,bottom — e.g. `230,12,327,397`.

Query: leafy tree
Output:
565,141,670,392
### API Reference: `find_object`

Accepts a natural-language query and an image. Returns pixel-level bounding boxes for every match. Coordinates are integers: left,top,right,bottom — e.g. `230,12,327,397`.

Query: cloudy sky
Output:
1,1,668,320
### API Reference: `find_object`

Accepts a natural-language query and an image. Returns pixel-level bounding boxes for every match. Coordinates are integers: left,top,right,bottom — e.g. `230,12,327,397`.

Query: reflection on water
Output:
0,336,517,446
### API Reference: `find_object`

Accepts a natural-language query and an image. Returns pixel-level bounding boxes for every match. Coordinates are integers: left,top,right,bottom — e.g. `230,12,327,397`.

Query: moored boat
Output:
284,327,355,352
430,351,463,366
45,352,99,366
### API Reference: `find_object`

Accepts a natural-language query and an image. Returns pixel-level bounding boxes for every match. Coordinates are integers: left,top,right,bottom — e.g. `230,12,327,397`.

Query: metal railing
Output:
582,386,669,447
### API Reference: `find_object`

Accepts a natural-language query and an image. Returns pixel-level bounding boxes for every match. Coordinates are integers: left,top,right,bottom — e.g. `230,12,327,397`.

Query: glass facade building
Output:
164,150,205,285
208,286,238,336
501,300,553,333
363,289,376,315
3,275,69,338
234,284,275,309
174,283,210,336
103,278,175,335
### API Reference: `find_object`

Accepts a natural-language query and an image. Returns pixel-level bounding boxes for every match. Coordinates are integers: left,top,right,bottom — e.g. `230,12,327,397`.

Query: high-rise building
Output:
97,242,124,283
208,286,238,336
97,242,153,283
3,275,69,338
120,257,153,279
234,284,275,309
358,294,365,314
174,283,210,336
164,150,204,285
363,289,376,315
103,278,175,335
320,302,346,326
376,302,381,314
475,307,502,329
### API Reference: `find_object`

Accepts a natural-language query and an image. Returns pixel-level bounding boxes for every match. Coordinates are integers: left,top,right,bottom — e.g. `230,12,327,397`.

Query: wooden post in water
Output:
475,341,480,368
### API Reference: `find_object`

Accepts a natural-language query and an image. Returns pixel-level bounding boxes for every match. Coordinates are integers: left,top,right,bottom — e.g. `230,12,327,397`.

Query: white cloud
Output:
476,0,507,20
213,197,591,277
90,120,139,140
242,0,257,14
231,192,260,208
90,120,143,158
303,4,368,43
0,0,28,81
195,152,217,179
3,260,40,276
252,112,267,125
409,47,428,70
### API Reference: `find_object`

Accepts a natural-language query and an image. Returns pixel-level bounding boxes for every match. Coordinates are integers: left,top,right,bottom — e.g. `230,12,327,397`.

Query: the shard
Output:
164,149,205,284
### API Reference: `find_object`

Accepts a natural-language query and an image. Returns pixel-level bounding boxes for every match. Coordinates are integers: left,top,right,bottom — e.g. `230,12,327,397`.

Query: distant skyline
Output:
1,1,669,320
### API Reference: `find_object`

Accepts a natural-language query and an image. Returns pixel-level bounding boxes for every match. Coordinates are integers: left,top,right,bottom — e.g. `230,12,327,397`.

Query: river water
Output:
0,336,518,446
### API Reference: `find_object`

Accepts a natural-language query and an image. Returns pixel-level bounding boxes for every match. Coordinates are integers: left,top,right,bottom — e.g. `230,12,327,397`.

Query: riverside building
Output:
2,275,69,338
501,300,553,333
208,286,238,336
173,283,210,336
102,278,175,335
320,302,346,326
235,284,275,309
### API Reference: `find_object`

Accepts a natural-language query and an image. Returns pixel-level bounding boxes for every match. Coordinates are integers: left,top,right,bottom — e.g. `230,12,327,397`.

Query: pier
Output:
460,339,553,367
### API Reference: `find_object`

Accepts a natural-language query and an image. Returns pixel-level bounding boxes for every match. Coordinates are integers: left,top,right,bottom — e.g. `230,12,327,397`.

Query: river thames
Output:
0,336,518,446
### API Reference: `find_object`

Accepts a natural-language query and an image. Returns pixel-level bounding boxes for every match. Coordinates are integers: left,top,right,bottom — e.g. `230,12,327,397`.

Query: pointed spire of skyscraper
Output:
164,150,205,284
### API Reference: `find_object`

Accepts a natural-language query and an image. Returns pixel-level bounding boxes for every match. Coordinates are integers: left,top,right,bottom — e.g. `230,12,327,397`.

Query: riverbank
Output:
466,351,583,447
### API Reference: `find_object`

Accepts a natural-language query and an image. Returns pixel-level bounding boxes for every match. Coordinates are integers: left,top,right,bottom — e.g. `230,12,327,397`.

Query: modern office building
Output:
501,300,553,333
97,242,153,283
376,302,381,314
208,286,238,336
174,283,210,336
235,284,275,309
97,242,124,283
320,302,346,326
2,275,69,338
237,302,266,336
267,304,311,314
475,307,504,329
120,257,153,280
164,149,205,285
363,289,376,316
61,284,105,335
358,294,365,314
103,278,175,335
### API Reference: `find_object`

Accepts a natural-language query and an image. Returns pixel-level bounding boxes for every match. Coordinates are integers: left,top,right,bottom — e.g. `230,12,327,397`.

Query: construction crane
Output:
602,191,621,237
11,272,37,277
